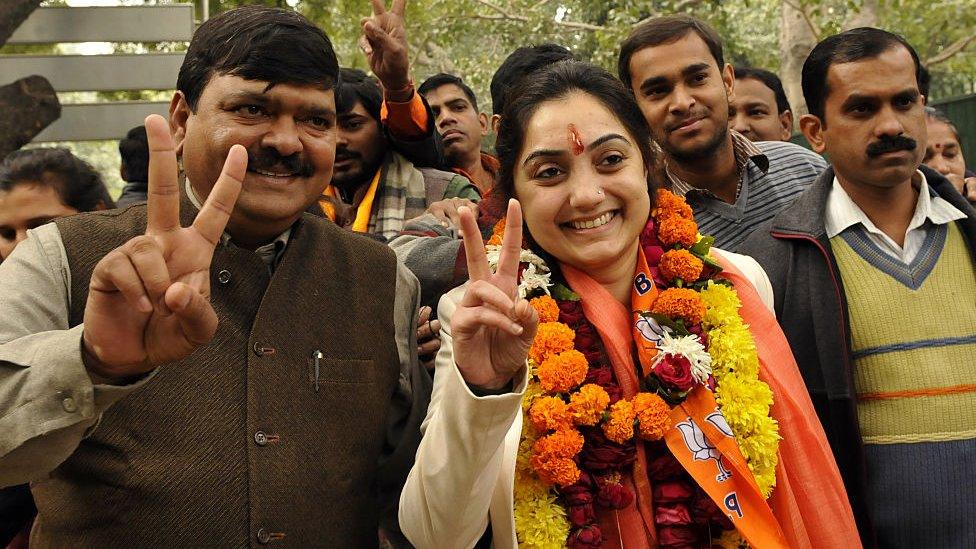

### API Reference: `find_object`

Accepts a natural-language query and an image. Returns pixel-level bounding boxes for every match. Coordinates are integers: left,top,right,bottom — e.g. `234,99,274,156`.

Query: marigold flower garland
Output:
495,190,780,548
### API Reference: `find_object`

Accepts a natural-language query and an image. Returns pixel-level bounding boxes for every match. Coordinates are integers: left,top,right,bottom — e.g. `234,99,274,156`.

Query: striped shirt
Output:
665,130,828,249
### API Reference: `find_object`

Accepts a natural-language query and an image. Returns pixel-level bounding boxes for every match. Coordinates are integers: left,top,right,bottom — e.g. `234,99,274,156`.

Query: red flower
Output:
579,428,636,472
567,504,597,527
658,525,700,547
640,218,659,246
655,502,693,526
649,453,687,481
645,244,666,265
653,480,695,502
562,482,594,507
692,490,733,530
653,353,696,391
574,323,600,356
568,525,603,549
558,300,585,326
584,365,612,387
595,475,634,509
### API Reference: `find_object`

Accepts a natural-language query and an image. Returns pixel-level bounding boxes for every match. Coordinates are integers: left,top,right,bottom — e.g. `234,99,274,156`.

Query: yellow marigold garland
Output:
699,281,781,497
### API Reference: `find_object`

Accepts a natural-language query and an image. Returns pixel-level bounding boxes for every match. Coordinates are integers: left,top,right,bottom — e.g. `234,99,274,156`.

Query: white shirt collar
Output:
825,170,967,240
184,178,291,268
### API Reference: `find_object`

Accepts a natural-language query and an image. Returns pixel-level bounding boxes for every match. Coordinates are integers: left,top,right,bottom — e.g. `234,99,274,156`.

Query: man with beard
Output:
0,6,429,546
730,66,794,142
739,28,976,547
418,73,495,194
618,15,828,248
319,68,478,241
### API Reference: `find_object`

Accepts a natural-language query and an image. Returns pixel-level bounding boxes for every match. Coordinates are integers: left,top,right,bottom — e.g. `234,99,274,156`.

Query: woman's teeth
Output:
570,211,614,230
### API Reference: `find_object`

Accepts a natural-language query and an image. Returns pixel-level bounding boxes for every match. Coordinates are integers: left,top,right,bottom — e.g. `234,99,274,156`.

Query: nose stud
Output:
596,189,604,195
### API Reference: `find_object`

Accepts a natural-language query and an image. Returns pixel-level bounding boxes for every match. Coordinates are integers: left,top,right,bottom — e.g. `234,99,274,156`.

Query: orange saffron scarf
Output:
561,253,860,548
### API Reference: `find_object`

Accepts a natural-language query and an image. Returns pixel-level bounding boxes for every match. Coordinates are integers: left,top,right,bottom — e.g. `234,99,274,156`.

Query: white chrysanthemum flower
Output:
653,332,713,384
485,244,503,272
485,245,551,297
518,263,552,297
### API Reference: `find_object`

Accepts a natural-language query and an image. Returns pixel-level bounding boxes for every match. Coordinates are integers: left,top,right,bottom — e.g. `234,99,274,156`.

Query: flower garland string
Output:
491,189,780,548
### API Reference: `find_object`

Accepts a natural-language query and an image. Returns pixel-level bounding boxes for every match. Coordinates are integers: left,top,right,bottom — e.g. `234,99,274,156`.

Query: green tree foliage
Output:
286,0,973,110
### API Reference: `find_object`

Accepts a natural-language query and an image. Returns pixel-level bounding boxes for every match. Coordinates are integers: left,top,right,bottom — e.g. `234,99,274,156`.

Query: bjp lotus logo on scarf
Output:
676,412,735,482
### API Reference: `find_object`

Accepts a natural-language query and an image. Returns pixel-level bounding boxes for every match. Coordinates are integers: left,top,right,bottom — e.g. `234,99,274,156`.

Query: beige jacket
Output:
399,249,773,548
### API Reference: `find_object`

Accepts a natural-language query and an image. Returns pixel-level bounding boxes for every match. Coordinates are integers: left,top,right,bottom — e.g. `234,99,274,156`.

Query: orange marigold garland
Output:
568,383,610,426
652,287,707,326
659,249,704,283
537,349,588,393
655,188,694,221
602,399,637,444
529,322,576,364
532,429,585,486
509,188,780,547
529,396,573,432
530,295,561,323
486,217,506,246
658,216,698,248
633,392,671,440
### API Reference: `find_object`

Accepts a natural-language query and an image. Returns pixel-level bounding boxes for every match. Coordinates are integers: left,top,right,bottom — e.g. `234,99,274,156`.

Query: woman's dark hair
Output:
0,148,115,211
492,60,658,211
177,6,339,112
490,44,575,116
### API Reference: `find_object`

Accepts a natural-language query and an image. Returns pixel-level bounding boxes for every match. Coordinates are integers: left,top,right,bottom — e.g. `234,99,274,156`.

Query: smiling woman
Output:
399,61,860,549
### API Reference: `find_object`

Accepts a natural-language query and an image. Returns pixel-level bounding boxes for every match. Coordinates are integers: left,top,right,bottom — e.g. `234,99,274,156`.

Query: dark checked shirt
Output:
665,130,828,249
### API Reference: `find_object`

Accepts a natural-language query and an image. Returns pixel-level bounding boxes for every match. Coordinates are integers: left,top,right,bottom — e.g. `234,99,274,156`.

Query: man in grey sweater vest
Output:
0,5,430,547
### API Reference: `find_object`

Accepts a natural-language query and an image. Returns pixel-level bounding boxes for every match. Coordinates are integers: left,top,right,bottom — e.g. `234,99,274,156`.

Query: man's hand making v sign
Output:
81,114,245,382
360,0,413,101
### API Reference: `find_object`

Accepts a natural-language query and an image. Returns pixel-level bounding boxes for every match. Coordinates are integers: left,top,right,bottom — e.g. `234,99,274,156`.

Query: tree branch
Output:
780,0,821,39
925,33,976,66
471,0,605,31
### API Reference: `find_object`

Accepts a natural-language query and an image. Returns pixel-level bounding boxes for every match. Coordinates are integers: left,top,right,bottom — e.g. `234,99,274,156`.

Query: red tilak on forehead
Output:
568,124,585,155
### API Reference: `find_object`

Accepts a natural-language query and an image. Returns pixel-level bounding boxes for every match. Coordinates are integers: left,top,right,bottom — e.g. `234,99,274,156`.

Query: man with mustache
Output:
320,68,478,241
740,28,976,546
617,15,828,248
0,5,430,546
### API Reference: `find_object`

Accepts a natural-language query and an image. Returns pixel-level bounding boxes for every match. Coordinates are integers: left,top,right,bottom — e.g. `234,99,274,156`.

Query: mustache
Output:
866,135,917,157
665,107,709,132
246,147,315,177
334,146,361,162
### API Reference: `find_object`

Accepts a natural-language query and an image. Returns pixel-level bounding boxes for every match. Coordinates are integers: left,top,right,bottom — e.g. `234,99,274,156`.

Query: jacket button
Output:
57,390,77,413
254,431,268,446
217,269,231,285
61,397,77,413
256,528,271,544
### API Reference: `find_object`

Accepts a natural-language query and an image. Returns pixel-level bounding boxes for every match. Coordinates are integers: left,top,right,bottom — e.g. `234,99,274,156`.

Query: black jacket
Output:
737,165,976,547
